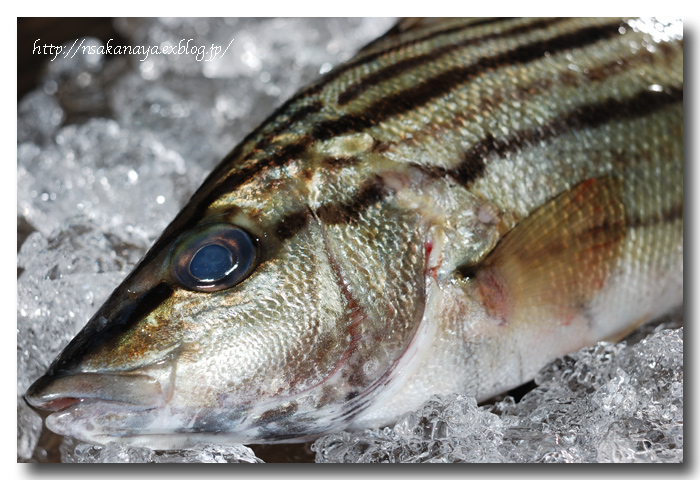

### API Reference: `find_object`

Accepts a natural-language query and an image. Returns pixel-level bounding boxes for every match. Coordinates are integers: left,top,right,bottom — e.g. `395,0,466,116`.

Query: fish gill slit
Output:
309,207,368,354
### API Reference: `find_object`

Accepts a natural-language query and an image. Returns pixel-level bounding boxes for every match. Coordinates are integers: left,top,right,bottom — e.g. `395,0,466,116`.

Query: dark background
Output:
17,17,128,101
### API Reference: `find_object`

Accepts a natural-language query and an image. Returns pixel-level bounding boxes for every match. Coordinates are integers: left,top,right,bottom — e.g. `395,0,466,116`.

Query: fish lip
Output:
25,371,166,412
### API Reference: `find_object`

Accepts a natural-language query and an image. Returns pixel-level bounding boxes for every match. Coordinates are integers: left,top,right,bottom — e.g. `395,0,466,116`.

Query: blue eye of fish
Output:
173,223,257,292
190,244,235,282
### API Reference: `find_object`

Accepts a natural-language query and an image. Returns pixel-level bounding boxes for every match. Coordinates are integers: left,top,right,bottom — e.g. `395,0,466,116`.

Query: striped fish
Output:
26,18,683,448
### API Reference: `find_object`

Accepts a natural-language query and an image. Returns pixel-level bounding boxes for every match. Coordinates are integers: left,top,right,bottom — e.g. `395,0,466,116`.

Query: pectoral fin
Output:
460,177,626,326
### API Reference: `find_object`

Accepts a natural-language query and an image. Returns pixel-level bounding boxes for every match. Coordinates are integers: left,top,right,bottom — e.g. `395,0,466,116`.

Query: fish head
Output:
25,145,430,448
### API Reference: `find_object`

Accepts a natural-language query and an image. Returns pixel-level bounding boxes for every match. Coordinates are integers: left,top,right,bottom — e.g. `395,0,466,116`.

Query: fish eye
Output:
172,223,257,292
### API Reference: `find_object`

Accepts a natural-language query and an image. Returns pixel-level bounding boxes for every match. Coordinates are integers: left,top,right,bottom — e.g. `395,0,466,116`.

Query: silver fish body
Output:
26,18,683,448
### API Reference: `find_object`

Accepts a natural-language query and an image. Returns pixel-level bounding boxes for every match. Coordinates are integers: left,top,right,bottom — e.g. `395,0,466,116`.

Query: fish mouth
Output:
25,371,254,449
25,371,166,412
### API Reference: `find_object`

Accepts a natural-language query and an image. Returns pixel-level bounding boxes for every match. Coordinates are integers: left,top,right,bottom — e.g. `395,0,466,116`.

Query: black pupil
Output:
189,244,234,282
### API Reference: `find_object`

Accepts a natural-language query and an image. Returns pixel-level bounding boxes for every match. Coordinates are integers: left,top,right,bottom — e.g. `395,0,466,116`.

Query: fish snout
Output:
25,371,165,412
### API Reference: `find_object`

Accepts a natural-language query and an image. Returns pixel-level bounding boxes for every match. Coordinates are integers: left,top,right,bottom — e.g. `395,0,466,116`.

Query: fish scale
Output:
26,17,682,448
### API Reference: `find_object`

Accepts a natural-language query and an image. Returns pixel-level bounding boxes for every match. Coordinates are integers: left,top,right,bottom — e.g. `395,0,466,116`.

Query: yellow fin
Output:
465,177,626,325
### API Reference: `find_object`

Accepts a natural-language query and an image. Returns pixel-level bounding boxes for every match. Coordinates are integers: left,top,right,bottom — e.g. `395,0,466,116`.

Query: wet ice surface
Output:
17,18,682,463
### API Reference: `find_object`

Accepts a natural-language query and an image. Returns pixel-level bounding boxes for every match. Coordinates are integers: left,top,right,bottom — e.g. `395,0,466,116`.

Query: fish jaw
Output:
25,372,166,411
33,398,250,449
24,336,184,446
24,372,175,448
23,336,265,447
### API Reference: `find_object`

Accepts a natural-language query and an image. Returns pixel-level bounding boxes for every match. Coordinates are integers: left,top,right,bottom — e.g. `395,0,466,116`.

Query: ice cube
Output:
18,119,199,237
60,439,263,463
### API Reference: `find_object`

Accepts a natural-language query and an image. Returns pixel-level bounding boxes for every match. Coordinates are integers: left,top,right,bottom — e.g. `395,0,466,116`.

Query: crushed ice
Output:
313,326,682,463
17,18,682,463
59,438,262,463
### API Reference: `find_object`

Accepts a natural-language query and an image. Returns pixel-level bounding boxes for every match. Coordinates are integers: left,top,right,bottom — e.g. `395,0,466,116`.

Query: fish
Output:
25,17,683,449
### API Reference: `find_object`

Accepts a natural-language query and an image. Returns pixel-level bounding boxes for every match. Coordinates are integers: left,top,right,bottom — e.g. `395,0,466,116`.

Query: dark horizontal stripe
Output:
201,136,313,210
244,102,323,160
585,40,681,83
316,176,392,225
48,283,174,374
269,102,324,137
357,17,516,56
628,203,683,230
117,283,174,332
564,86,683,129
275,209,311,240
448,133,495,185
193,104,322,193
411,17,516,39
451,86,683,186
288,19,519,108
462,17,518,28
417,85,683,188
313,20,626,141
585,50,654,82
402,135,493,187
195,105,323,195
338,17,565,105
320,155,362,170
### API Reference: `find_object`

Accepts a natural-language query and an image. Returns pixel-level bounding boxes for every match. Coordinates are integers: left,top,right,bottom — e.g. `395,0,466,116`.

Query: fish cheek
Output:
167,226,352,411
312,200,429,399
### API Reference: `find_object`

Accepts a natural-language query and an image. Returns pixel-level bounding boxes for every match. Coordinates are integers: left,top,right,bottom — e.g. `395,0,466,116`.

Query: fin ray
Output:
466,177,626,325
